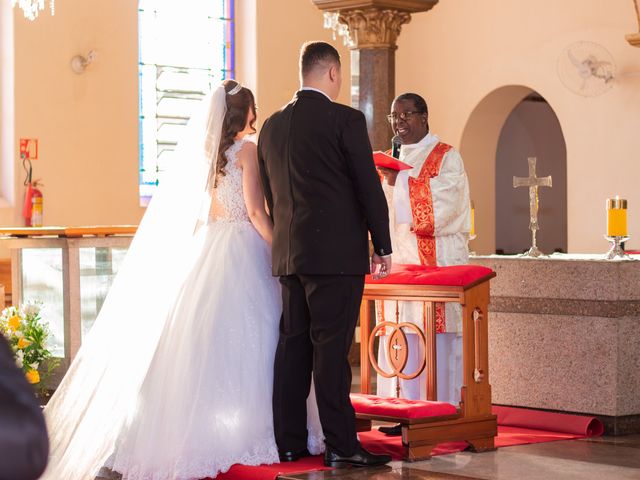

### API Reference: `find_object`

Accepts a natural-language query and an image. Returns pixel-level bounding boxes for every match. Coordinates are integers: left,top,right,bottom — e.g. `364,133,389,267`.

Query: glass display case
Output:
0,227,136,368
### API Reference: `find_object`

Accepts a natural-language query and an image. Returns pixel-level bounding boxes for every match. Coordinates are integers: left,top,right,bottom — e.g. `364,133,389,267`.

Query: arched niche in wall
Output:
459,85,531,254
495,93,567,255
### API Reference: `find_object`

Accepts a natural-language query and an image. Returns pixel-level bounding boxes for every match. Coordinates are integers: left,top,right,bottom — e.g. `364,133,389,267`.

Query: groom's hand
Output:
371,253,392,279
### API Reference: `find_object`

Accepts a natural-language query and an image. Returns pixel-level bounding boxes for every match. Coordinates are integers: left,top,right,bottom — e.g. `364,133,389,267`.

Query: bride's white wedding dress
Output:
103,137,323,480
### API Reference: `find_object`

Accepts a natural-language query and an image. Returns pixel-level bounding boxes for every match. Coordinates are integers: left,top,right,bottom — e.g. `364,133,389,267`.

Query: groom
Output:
258,41,393,468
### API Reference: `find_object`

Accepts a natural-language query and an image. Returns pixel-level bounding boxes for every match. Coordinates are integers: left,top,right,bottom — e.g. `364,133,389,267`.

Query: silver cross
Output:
513,157,552,257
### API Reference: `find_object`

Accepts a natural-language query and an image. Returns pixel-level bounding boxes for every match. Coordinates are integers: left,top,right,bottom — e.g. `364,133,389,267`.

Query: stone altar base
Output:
471,254,640,435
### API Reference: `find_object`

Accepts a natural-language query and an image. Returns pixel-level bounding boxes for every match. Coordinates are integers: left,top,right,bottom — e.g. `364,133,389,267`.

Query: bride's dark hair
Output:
215,79,256,185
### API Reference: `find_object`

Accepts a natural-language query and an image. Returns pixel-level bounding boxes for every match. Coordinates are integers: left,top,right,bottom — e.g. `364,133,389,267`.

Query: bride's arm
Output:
239,141,274,245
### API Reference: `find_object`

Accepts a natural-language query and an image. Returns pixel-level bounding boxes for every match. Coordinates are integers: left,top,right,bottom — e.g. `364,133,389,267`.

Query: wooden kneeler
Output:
354,264,497,461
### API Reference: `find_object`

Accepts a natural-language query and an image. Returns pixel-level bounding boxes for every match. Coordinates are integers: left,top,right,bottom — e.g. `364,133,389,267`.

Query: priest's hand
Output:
377,167,398,186
371,253,392,279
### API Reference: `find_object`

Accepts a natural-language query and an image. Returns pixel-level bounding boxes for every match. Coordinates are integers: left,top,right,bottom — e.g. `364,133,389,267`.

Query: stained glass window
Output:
138,0,234,202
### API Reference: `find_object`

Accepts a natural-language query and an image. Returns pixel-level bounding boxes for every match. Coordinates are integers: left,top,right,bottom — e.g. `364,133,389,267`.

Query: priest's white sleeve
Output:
392,170,413,225
431,149,471,237
382,180,396,229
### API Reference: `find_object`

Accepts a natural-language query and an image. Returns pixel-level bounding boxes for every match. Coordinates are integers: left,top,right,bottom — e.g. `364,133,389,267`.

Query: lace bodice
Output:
209,138,250,223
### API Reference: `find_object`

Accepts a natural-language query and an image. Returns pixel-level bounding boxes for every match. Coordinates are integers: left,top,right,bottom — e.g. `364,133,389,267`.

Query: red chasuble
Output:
408,142,452,333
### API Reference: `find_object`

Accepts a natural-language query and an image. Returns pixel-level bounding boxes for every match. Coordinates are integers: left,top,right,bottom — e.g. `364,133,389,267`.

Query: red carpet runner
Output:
210,406,603,480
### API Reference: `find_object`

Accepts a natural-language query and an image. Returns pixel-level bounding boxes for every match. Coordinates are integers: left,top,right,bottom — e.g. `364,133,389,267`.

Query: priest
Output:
376,93,471,434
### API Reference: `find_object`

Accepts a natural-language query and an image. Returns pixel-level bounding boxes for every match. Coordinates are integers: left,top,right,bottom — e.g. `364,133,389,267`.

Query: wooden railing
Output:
0,225,138,238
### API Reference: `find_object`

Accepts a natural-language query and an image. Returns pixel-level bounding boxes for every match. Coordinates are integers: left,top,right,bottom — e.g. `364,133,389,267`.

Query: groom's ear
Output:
329,64,340,83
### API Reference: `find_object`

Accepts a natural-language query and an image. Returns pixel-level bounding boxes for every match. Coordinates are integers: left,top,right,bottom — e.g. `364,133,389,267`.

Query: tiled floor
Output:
280,435,640,480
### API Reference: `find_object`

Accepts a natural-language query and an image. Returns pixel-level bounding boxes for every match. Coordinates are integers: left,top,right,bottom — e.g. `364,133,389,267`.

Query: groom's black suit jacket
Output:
258,89,392,276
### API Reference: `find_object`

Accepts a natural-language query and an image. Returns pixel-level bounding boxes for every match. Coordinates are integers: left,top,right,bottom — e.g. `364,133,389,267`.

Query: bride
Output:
42,80,323,480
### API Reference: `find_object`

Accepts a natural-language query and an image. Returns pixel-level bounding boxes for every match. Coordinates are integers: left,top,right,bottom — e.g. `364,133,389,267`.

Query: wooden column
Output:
313,0,438,150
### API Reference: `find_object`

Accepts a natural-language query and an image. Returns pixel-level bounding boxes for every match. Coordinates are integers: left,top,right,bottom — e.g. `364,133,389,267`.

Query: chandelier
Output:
323,12,352,47
11,0,55,21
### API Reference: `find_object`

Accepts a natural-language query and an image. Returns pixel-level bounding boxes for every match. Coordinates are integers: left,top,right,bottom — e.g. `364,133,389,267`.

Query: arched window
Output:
138,0,234,203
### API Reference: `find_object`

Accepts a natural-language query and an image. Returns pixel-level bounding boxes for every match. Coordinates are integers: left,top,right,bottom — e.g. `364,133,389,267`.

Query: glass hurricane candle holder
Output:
605,197,630,260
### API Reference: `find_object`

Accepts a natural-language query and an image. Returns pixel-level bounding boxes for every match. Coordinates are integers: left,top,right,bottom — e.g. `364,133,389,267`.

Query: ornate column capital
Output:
339,8,411,49
313,0,438,49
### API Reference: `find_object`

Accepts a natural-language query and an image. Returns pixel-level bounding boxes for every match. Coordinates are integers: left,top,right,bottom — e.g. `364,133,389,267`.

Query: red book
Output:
373,151,412,171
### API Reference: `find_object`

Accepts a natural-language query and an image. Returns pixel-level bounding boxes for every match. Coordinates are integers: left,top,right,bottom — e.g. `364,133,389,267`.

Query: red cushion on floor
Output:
366,263,494,287
350,393,457,419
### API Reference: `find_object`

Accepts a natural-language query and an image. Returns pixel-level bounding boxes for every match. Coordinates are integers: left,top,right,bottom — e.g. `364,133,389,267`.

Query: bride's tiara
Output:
227,82,242,96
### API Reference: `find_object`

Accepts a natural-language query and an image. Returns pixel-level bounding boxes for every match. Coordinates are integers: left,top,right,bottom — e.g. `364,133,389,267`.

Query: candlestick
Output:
469,201,476,256
470,202,476,239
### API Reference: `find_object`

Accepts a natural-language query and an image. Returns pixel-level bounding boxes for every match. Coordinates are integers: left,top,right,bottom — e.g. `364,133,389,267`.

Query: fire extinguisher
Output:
22,159,44,227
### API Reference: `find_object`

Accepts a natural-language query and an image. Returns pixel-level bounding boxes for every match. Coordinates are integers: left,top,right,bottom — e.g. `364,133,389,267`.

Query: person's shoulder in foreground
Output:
0,335,49,480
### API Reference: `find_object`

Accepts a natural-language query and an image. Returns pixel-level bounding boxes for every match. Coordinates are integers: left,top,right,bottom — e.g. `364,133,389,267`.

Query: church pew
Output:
355,264,497,461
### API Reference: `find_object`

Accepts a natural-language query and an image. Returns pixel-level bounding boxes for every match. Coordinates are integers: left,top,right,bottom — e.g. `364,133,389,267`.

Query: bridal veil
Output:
41,86,227,479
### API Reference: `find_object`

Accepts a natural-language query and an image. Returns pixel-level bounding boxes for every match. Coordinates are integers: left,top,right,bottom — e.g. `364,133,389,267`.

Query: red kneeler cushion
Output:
366,263,494,287
350,393,457,419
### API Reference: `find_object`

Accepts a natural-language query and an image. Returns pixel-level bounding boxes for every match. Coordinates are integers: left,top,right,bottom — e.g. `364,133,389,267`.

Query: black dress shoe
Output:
324,444,391,468
378,423,402,436
278,448,311,462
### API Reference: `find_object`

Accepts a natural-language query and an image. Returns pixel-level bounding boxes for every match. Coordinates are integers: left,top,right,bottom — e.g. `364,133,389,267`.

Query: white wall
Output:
8,0,142,229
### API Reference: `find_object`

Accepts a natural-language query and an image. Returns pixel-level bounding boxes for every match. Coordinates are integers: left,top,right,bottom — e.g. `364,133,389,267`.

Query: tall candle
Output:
470,200,475,237
606,196,628,237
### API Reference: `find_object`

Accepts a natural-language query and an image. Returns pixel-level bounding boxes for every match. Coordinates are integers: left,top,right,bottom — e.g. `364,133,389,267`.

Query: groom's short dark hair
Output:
300,41,341,78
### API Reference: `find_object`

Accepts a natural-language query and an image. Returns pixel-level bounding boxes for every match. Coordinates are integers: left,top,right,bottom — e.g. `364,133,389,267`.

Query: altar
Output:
471,253,640,435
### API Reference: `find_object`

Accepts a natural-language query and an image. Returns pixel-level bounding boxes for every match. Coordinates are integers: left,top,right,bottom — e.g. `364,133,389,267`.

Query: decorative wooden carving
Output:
368,321,426,380
473,308,485,383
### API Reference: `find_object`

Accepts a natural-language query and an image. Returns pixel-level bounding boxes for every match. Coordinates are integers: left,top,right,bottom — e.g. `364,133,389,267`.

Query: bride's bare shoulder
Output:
236,139,257,168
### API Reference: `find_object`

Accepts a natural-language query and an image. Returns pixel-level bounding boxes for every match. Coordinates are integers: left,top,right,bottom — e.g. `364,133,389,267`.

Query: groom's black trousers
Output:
273,274,364,456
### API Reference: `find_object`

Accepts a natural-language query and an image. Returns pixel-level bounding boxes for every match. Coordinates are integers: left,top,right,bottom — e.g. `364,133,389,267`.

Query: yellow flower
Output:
17,337,31,349
25,369,40,384
8,315,21,330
